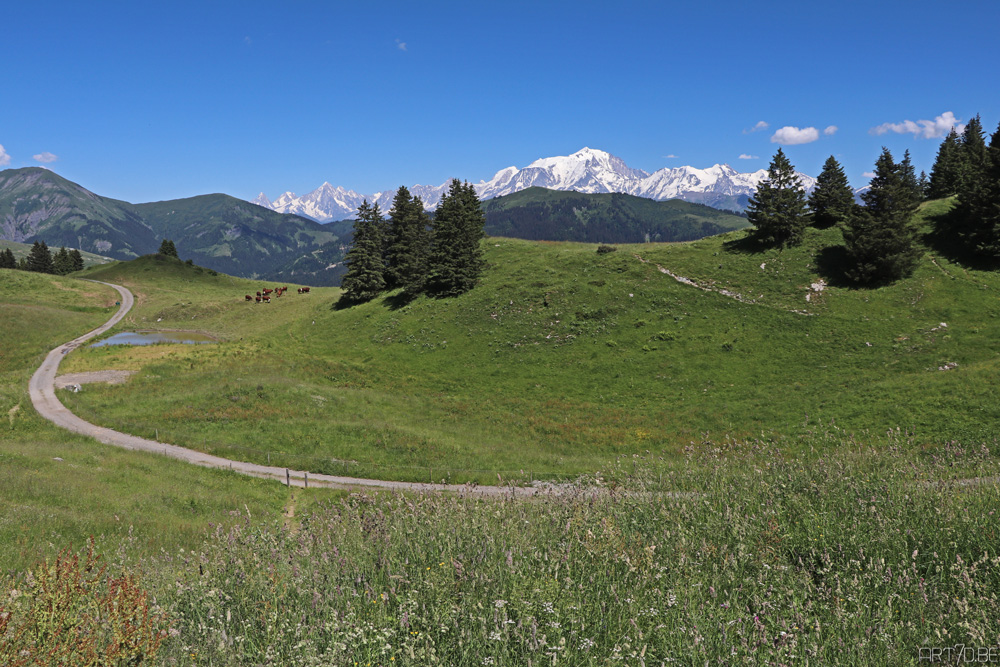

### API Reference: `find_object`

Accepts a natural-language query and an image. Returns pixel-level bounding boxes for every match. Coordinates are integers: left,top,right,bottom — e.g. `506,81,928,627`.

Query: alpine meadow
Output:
4,1,1000,659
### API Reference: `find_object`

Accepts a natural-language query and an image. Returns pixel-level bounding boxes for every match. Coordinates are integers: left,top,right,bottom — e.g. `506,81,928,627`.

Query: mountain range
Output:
252,147,820,222
0,168,350,285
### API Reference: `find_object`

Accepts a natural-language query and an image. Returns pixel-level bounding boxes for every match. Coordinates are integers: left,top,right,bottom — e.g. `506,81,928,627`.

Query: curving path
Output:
30,280,545,497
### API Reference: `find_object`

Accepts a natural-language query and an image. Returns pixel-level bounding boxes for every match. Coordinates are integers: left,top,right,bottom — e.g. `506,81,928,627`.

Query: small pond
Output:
90,331,217,347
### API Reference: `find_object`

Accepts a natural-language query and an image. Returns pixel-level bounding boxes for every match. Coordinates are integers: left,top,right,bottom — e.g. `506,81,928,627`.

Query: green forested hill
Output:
482,187,749,242
0,168,348,284
0,167,157,257
134,195,346,283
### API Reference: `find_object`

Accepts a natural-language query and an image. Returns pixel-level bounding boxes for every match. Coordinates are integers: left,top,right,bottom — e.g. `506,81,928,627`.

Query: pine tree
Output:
426,180,486,296
26,241,55,274
957,114,988,198
745,148,808,247
69,248,85,272
384,186,431,293
158,239,179,258
808,156,855,228
844,148,921,285
917,170,930,199
898,150,922,209
53,246,74,275
340,200,386,303
0,248,16,269
958,121,1000,259
928,127,963,199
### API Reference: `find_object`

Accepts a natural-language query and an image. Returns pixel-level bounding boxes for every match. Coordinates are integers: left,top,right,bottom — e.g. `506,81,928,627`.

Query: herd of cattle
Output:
244,286,310,303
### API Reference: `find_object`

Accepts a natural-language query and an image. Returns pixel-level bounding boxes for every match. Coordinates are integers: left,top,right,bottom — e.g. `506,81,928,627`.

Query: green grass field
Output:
52,199,1000,483
4,203,1000,663
0,267,324,574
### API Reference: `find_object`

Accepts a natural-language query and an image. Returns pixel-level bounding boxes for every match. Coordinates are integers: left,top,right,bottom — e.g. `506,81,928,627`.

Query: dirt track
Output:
29,280,545,497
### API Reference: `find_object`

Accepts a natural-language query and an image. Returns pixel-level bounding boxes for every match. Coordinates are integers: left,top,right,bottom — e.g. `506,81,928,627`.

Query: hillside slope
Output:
0,168,157,258
58,198,1000,482
482,187,749,242
134,195,346,283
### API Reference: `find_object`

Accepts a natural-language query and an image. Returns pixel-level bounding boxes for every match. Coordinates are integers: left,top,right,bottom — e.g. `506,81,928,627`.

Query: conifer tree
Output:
745,148,808,247
158,239,179,258
340,200,386,302
26,241,54,274
0,248,15,269
844,148,920,285
808,155,854,228
384,186,431,293
957,114,988,198
426,180,486,296
69,248,85,272
958,120,1000,259
928,127,963,199
53,246,74,275
898,150,922,209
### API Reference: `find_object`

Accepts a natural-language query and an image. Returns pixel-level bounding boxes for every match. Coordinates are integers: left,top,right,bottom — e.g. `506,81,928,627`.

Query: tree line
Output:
746,114,1000,285
340,179,486,304
0,241,85,275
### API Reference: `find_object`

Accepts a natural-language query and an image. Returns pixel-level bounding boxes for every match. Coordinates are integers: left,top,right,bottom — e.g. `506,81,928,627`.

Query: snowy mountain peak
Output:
253,148,819,222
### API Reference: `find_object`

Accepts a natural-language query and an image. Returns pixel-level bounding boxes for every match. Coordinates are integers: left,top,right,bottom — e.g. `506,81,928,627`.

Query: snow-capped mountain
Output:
252,148,817,222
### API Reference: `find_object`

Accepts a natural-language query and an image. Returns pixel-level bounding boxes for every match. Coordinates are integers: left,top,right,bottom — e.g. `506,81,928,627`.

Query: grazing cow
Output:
263,288,273,295
262,295,271,303
255,295,261,303
297,288,303,294
256,291,261,297
245,294,252,301
298,286,310,294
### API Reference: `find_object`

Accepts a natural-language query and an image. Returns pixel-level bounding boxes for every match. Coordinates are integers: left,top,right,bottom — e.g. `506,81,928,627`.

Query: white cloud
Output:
863,171,876,179
744,120,769,134
244,36,252,46
0,144,10,167
662,154,678,159
824,125,838,136
738,154,759,160
771,126,820,145
395,38,407,51
870,111,963,139
33,151,57,163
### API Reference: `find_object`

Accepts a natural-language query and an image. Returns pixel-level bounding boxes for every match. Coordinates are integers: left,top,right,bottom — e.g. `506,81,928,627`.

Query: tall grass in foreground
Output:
126,439,1000,665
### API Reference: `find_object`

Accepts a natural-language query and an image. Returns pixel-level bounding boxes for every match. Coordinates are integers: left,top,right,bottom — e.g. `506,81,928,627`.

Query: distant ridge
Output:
0,167,350,285
253,147,819,222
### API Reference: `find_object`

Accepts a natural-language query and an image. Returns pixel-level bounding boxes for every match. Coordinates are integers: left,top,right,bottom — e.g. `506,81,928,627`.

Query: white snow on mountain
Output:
251,148,818,222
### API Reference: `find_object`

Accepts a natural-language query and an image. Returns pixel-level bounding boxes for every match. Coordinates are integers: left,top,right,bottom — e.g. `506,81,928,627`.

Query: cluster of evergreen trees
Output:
927,115,1000,259
0,241,85,275
340,179,486,303
747,146,924,285
748,114,1000,284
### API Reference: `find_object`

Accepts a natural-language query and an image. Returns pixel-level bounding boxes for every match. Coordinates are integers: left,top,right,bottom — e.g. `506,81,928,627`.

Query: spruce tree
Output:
959,120,1000,259
898,150,922,209
844,148,921,285
0,248,16,269
69,248,85,272
957,114,988,198
26,241,55,274
340,200,386,303
53,246,74,275
745,148,808,247
808,155,855,228
426,180,485,296
158,239,179,258
384,186,431,293
928,127,963,199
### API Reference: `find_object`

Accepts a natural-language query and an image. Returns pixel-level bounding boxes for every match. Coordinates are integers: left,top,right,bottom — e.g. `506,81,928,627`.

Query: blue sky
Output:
2,0,998,203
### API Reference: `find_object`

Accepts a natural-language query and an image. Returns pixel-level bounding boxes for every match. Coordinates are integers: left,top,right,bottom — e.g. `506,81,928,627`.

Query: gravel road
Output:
29,280,546,497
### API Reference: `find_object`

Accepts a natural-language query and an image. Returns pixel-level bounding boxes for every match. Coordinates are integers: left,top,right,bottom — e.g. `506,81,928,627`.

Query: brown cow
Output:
262,295,271,303
255,295,261,303
245,294,252,301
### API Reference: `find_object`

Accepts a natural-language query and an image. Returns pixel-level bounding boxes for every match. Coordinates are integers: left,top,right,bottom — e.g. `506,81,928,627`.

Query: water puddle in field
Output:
90,331,217,347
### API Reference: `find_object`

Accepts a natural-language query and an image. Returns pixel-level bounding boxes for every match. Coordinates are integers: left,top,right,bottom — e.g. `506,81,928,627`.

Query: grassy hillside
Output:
56,198,1000,483
0,167,157,258
0,267,299,573
0,238,114,268
134,195,347,284
483,186,749,243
